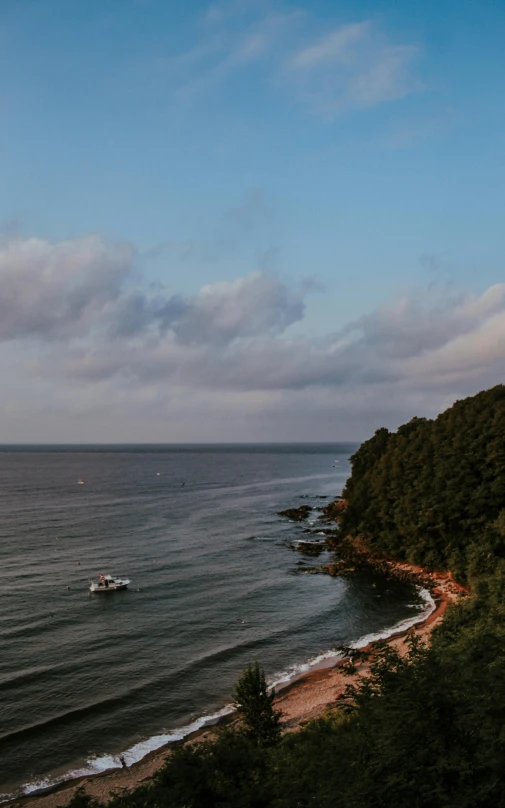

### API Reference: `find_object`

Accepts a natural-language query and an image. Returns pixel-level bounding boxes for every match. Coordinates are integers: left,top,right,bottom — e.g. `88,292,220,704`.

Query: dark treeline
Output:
340,384,505,586
71,386,505,808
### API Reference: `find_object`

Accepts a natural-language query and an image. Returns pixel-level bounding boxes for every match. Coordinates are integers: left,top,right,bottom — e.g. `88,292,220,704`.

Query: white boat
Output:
89,574,130,593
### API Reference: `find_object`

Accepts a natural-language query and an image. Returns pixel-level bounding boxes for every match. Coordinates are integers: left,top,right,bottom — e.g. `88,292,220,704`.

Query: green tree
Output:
233,662,281,747
150,730,270,808
67,788,102,808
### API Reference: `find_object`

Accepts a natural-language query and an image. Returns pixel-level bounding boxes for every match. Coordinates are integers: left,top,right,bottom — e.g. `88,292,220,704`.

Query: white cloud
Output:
202,0,260,25
173,10,302,102
0,234,134,340
0,235,306,347
403,305,505,383
166,5,422,117
348,45,422,107
285,21,422,115
1,232,503,441
288,22,370,69
177,272,305,344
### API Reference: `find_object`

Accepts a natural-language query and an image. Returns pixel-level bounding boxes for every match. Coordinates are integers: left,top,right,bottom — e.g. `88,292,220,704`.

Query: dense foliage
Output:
340,385,505,583
233,661,281,747
69,386,505,808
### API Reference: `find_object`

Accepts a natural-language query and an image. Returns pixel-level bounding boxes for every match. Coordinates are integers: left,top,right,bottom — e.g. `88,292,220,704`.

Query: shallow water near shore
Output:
0,444,428,799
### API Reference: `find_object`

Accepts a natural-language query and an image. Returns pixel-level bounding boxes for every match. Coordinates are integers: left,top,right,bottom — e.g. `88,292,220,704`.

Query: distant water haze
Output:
0,445,427,799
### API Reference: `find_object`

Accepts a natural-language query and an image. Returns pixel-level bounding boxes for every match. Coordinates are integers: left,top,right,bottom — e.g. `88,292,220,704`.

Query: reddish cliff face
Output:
321,498,347,521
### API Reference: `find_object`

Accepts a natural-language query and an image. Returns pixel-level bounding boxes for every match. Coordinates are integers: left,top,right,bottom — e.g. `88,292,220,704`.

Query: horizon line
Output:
0,440,360,447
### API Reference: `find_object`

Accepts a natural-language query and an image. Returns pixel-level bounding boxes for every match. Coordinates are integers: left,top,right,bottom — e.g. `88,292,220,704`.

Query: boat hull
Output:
89,579,130,593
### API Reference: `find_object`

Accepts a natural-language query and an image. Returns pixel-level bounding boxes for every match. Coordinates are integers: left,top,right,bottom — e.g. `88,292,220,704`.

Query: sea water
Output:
0,444,430,798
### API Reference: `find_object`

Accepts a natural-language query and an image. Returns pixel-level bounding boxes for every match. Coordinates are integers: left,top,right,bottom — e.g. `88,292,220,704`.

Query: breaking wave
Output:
1,587,436,804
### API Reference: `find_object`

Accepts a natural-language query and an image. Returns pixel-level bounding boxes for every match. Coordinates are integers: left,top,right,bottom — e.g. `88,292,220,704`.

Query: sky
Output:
0,0,504,442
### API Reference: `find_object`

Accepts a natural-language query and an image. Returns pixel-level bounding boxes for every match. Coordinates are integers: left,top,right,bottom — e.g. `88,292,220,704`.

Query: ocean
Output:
0,444,430,799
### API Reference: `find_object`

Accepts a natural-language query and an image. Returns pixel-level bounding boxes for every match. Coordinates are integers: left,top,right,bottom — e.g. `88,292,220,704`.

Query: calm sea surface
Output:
0,444,427,798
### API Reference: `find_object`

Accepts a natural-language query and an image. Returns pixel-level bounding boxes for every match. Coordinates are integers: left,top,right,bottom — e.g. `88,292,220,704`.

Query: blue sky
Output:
0,0,504,441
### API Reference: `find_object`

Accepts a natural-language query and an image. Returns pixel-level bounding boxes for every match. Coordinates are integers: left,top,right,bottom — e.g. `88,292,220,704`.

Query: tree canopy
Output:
233,661,281,747
340,385,505,583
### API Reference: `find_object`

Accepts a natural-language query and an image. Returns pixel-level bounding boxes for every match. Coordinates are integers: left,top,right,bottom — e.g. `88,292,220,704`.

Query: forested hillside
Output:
69,386,505,808
341,385,505,584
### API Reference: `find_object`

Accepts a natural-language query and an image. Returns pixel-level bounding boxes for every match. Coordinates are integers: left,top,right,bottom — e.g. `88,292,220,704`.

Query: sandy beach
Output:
8,563,466,808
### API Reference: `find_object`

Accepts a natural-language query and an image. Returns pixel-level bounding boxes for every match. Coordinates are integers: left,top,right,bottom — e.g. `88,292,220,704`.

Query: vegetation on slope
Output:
69,386,505,808
340,384,505,585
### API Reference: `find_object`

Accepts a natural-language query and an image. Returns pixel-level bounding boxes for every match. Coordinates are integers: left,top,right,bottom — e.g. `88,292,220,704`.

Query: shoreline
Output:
273,564,465,731
6,559,467,808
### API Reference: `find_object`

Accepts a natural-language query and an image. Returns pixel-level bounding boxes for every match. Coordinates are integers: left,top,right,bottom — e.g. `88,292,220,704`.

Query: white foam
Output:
268,587,436,688
349,588,436,649
268,648,343,688
293,539,324,546
8,588,436,804
10,704,235,803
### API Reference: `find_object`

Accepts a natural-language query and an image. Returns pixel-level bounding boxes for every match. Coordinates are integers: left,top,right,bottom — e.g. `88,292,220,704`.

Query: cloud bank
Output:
0,233,504,441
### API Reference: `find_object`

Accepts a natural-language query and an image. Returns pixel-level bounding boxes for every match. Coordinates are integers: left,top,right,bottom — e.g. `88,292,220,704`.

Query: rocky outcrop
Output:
319,499,348,522
277,505,312,520
293,540,326,556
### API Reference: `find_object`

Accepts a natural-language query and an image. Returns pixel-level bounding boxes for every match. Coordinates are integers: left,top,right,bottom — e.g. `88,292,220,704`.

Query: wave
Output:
244,535,274,542
2,589,436,803
350,588,435,647
267,587,435,687
292,539,325,546
0,705,235,803
0,686,150,747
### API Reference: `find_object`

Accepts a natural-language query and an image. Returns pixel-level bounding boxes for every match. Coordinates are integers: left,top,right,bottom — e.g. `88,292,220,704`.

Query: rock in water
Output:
277,505,313,520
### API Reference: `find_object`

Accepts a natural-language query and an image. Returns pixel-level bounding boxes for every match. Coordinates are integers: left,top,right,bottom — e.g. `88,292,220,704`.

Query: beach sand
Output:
9,563,466,808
